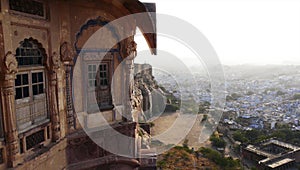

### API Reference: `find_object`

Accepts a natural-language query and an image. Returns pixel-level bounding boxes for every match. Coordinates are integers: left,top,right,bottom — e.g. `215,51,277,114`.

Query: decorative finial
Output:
4,51,18,74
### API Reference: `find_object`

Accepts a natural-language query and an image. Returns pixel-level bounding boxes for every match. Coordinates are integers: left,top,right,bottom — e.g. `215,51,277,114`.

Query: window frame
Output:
99,63,109,88
15,73,30,100
14,39,48,131
15,68,48,129
31,70,45,97
9,0,47,20
15,66,46,104
87,63,110,89
85,60,113,113
87,64,97,89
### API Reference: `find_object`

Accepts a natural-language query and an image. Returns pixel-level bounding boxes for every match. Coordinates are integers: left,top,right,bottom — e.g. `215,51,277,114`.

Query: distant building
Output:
271,121,276,129
242,139,300,170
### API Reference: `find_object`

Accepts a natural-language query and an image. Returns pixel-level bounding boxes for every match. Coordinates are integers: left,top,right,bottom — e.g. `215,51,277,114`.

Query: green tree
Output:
203,101,211,107
198,106,206,113
210,136,226,148
245,129,263,143
276,90,285,96
198,147,241,169
233,130,248,143
293,93,300,100
202,114,208,122
246,91,254,95
183,139,189,149
231,93,242,100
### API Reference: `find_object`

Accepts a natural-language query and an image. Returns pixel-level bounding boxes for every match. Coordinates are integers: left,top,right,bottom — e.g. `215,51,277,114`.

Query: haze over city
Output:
0,0,300,169
137,0,300,66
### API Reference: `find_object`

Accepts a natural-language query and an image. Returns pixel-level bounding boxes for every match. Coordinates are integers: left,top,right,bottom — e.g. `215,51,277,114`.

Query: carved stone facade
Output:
0,0,156,170
0,52,19,167
48,52,62,142
60,42,76,132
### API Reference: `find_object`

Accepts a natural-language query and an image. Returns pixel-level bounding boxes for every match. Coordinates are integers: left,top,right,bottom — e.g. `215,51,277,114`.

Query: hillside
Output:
157,146,218,170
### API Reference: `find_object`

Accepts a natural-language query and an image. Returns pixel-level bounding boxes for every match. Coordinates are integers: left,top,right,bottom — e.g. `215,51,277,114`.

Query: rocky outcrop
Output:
134,64,166,121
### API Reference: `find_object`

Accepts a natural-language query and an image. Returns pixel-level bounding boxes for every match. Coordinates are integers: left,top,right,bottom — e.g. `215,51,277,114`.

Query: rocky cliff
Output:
133,63,167,122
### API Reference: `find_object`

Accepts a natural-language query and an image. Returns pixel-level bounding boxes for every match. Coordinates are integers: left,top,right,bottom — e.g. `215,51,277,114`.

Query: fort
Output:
243,139,300,170
0,0,156,169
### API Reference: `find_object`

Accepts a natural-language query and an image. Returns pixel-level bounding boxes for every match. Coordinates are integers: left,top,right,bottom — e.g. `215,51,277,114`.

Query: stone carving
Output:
60,42,75,63
126,39,137,59
3,52,18,74
1,52,20,167
60,41,76,130
50,52,62,70
2,88,14,96
131,83,142,110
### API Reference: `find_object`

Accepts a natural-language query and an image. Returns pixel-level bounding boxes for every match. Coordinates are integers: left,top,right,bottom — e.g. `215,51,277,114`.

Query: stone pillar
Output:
48,52,62,141
123,59,133,122
60,42,75,132
120,37,137,122
0,52,19,167
126,37,137,122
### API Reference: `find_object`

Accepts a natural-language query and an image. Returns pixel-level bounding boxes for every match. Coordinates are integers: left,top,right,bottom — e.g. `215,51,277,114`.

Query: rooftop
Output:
245,145,275,158
267,158,294,169
262,139,300,152
244,139,300,169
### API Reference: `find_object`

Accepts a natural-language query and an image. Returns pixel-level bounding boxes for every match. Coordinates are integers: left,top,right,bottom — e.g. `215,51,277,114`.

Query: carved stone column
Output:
124,37,137,122
0,52,19,167
48,52,61,141
60,42,75,132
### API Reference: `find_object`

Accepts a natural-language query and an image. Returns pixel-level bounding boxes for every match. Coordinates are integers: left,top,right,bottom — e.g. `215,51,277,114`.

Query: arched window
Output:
14,38,48,132
15,39,44,66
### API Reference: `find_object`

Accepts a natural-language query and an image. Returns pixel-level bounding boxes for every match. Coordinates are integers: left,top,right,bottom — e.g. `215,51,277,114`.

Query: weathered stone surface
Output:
0,0,156,169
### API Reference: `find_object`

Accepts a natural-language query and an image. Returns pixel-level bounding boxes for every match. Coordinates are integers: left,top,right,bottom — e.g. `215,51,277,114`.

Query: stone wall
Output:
0,0,156,169
134,64,165,120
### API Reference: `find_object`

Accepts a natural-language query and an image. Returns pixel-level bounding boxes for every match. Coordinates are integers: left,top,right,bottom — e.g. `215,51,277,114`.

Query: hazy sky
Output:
137,0,300,65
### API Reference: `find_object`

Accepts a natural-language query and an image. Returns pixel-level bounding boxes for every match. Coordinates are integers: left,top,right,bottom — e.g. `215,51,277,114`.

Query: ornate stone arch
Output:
74,16,120,56
15,37,48,69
